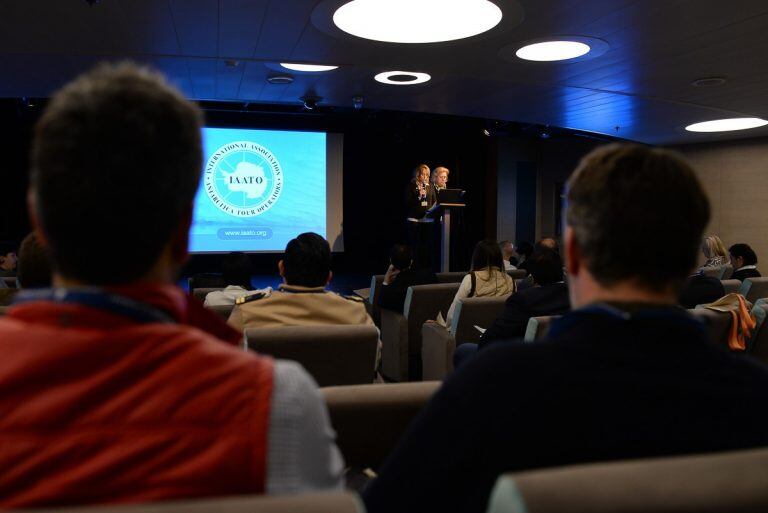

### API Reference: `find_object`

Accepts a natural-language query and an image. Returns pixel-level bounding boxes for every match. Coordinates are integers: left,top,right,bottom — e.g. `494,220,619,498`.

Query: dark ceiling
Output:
1,0,767,144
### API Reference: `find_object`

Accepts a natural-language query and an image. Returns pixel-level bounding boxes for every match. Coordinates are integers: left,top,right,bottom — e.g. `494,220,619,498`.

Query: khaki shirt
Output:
228,283,374,332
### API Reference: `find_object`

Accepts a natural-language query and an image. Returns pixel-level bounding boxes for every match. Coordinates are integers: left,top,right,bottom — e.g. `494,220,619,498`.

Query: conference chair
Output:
244,324,379,387
207,303,234,320
1,276,17,288
507,269,528,280
322,381,440,471
690,308,733,350
22,493,363,513
721,279,742,295
487,446,768,513
192,287,224,302
739,277,768,304
436,271,468,283
523,315,560,342
421,296,508,380
749,299,768,364
718,263,734,280
187,273,226,291
702,266,722,279
380,282,461,381
366,274,385,327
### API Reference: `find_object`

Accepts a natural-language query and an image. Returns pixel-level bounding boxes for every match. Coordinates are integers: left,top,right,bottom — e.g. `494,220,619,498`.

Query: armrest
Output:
421,322,455,381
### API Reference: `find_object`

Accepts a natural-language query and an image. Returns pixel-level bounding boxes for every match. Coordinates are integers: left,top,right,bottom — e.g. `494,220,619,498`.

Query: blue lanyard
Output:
13,288,176,325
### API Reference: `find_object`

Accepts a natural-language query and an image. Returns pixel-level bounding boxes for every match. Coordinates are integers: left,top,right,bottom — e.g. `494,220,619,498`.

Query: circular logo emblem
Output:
204,141,283,217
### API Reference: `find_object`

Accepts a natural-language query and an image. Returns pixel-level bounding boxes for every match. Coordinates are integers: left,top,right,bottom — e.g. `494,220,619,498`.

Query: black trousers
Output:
406,220,434,270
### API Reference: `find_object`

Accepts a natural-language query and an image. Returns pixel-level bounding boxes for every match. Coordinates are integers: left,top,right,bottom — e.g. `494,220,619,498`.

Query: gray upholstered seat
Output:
322,381,440,470
507,269,528,280
1,276,17,288
207,303,234,320
721,279,742,295
487,446,768,513
718,263,734,280
366,274,386,327
191,287,223,302
702,266,722,278
421,295,508,380
244,324,379,387
739,277,768,304
436,271,467,283
380,282,461,381
20,493,363,513
523,315,560,342
749,299,768,364
690,308,733,350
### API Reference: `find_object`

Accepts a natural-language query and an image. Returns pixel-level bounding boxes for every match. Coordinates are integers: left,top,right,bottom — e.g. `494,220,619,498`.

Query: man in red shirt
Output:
0,62,343,507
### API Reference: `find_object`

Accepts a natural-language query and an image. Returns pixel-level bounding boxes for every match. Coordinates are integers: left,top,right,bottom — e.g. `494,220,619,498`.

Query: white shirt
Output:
504,261,517,271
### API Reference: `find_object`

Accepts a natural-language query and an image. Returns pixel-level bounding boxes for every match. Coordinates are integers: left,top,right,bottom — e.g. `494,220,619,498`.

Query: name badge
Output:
421,201,428,207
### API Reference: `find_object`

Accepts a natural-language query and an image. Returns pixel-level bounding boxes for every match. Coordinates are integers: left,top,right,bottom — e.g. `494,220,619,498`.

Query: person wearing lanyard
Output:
405,163,437,269
0,63,343,507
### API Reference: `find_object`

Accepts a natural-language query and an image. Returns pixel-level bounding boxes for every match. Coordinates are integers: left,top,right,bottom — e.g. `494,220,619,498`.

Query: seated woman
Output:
444,240,515,330
700,235,730,269
729,243,761,282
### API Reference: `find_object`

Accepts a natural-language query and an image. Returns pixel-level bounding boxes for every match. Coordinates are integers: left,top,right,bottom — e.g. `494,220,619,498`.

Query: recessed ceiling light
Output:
333,0,502,43
280,62,338,72
516,40,591,61
685,118,768,133
374,71,431,85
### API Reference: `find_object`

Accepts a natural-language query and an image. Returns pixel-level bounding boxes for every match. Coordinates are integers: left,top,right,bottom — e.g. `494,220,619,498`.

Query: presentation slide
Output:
190,127,343,253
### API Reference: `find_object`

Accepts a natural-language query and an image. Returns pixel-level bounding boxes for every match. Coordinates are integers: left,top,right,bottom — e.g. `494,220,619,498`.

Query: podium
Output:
428,201,465,272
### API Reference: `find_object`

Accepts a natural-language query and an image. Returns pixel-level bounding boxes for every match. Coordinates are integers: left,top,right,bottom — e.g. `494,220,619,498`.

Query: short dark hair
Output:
471,239,505,272
566,144,709,292
17,232,52,288
516,241,534,259
221,252,253,290
283,232,331,287
535,238,559,255
31,62,203,285
529,250,564,286
729,243,758,266
390,244,413,271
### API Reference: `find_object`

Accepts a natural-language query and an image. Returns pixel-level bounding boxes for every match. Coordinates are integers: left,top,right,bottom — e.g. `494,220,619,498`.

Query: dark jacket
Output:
404,180,437,220
378,267,438,314
363,305,768,513
732,267,761,283
479,282,570,348
679,273,726,309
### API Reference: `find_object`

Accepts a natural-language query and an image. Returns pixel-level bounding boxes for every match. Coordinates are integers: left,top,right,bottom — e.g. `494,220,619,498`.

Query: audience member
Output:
479,250,570,347
203,252,266,307
0,63,342,507
364,144,768,513
679,271,725,309
444,240,515,329
536,237,560,254
0,241,18,277
701,235,730,269
729,243,761,282
498,240,517,270
228,232,373,331
16,231,52,288
378,244,437,314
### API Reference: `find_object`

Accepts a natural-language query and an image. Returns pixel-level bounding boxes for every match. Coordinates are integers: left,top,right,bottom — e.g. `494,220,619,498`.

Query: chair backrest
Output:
207,303,234,320
187,273,226,291
718,263,734,280
523,316,559,342
689,308,732,349
721,279,742,295
740,277,768,303
404,283,462,377
322,381,440,470
749,299,768,364
487,446,768,513
701,266,722,278
507,269,528,280
22,493,363,513
2,276,17,288
368,274,385,306
192,287,224,302
244,324,379,387
436,271,467,283
452,296,509,345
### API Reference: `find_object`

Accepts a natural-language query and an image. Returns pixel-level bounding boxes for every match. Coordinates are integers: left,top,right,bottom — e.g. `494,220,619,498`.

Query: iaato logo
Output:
204,141,283,217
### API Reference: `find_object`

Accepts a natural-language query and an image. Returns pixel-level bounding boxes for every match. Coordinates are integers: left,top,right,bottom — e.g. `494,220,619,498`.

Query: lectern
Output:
429,189,466,272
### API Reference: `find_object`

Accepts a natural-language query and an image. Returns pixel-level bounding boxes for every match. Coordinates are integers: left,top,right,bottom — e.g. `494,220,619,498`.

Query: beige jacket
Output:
228,283,374,332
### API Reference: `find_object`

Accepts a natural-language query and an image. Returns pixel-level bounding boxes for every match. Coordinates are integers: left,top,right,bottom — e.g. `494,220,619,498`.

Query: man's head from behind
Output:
565,144,710,307
17,232,52,288
390,244,413,271
279,232,332,288
30,62,203,286
729,243,757,269
529,250,564,286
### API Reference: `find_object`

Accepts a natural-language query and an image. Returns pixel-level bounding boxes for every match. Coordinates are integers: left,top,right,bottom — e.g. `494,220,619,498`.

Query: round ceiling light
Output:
685,117,768,133
333,0,502,43
280,62,338,72
516,40,591,61
374,71,431,85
